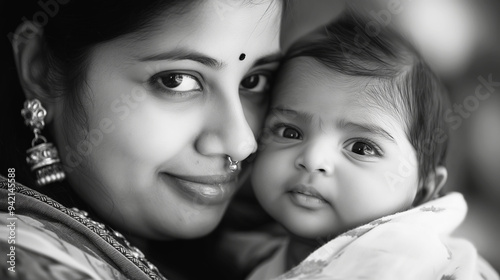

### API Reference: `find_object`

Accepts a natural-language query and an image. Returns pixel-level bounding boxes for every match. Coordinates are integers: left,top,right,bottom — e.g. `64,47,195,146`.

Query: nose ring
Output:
227,156,239,172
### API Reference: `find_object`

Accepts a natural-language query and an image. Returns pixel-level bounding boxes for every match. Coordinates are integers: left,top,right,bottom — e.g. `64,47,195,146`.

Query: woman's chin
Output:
158,204,228,239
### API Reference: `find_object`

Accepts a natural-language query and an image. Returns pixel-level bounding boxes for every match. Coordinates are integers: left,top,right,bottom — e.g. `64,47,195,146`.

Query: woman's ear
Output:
12,21,57,122
415,166,448,205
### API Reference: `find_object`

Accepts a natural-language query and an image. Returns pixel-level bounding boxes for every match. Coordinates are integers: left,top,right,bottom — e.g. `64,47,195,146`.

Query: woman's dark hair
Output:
1,0,286,201
284,9,450,186
1,0,197,186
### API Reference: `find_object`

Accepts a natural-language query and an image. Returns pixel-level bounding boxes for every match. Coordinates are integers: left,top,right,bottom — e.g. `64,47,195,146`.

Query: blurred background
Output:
282,0,500,272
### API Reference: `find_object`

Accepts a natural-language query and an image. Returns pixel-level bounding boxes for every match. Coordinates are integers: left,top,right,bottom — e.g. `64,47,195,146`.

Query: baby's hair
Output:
284,9,449,186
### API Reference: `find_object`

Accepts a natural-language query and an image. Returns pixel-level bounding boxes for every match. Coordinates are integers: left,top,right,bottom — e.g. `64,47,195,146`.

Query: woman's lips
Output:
160,173,239,205
287,184,329,209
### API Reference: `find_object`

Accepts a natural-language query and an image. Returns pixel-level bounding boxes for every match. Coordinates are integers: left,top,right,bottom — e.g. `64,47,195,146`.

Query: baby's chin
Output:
277,217,344,241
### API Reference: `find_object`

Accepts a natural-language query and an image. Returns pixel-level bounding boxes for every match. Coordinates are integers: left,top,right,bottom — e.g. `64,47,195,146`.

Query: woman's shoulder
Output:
0,220,126,280
0,175,154,280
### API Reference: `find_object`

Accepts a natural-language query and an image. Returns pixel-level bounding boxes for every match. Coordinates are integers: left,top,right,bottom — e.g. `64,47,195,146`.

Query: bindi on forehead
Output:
239,53,246,61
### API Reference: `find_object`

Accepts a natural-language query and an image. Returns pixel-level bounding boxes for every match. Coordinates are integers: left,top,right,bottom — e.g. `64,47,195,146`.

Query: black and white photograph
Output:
1,1,499,279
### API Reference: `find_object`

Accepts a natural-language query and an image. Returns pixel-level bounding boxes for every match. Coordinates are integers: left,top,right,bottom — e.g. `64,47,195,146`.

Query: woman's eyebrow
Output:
137,49,225,69
137,50,281,69
254,52,282,66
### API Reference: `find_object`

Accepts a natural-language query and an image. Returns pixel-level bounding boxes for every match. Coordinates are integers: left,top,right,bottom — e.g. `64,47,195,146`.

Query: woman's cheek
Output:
106,100,200,160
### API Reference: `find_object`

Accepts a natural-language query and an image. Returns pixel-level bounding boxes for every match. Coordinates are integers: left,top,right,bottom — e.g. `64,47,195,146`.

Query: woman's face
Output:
52,0,281,239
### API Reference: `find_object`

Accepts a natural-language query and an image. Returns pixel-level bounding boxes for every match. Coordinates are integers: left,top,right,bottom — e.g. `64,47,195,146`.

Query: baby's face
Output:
252,57,419,239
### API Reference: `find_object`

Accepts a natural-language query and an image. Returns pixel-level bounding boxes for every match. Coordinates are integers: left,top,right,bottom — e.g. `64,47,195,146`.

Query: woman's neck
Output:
285,234,325,270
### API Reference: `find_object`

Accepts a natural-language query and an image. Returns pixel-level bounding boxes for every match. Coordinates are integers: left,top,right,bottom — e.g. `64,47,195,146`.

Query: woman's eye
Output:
348,141,381,156
240,74,269,93
274,125,302,140
154,73,201,92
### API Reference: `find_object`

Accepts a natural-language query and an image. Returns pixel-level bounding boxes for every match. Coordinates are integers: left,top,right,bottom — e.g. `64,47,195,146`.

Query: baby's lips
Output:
287,183,328,202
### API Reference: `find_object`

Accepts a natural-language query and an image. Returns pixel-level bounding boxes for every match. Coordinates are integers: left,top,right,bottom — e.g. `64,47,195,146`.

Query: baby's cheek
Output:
334,176,401,225
252,152,274,186
252,150,286,202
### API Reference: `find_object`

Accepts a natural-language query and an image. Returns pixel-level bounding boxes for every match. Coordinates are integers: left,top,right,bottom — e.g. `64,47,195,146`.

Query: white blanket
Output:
275,192,499,280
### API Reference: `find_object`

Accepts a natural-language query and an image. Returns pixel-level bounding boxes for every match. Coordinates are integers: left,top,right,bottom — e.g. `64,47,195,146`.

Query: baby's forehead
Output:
275,58,370,97
273,57,411,132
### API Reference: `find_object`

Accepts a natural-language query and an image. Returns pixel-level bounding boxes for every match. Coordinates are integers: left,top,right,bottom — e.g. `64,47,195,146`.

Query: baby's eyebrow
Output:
270,107,314,123
270,107,395,142
337,119,395,142
254,52,282,67
137,49,224,69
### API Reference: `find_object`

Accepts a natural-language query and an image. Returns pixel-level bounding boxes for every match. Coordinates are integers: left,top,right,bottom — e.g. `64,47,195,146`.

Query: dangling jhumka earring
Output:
21,99,65,187
227,156,239,172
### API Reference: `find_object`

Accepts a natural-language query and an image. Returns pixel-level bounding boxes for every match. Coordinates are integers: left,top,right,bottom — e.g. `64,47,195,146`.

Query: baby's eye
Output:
351,142,375,156
154,73,202,92
274,125,302,140
240,74,270,93
347,141,382,157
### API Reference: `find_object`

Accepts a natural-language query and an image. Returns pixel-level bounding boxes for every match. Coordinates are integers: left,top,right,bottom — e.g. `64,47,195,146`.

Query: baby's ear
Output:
414,166,448,205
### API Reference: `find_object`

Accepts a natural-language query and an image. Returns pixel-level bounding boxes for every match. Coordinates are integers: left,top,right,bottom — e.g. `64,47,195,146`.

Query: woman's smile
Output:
160,172,239,205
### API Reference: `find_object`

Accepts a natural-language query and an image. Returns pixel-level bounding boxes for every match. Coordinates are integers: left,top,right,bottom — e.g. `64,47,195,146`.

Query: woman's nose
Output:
195,93,257,161
295,140,334,175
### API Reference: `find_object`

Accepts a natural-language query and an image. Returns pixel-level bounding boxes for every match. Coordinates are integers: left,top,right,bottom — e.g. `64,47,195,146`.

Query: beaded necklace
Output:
0,182,168,280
